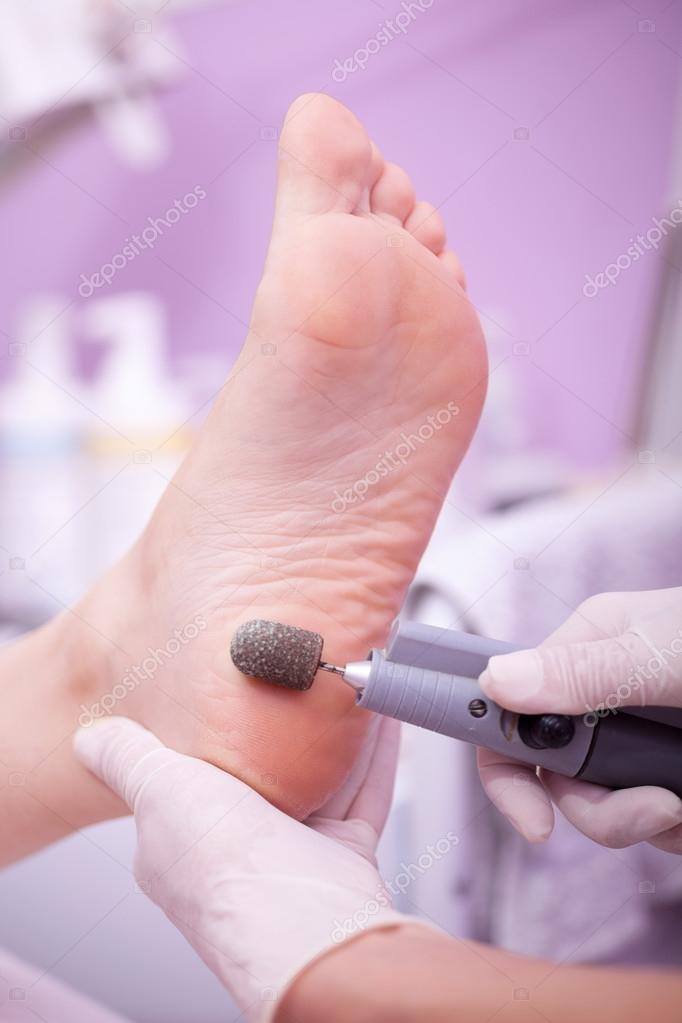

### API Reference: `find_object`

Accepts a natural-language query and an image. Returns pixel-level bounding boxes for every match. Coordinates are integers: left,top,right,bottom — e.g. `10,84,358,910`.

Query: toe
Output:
370,161,416,224
276,93,373,217
356,142,386,213
405,202,447,254
439,249,467,289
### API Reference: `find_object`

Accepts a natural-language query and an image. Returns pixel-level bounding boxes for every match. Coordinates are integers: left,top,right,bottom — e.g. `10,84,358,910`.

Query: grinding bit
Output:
230,619,325,691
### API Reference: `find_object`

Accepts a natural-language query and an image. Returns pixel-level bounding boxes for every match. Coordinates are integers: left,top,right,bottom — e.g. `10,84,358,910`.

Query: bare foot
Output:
84,93,486,817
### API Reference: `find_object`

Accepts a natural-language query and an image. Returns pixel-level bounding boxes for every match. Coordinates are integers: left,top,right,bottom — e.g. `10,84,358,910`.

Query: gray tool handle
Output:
356,652,682,796
578,711,682,796
386,619,682,731
356,654,593,775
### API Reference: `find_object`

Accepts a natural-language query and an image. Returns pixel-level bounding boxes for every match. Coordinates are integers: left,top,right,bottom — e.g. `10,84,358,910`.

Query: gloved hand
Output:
74,715,413,1022
477,587,682,854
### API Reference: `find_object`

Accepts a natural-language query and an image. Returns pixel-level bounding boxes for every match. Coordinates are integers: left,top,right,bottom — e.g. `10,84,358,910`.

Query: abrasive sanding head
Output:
230,619,324,691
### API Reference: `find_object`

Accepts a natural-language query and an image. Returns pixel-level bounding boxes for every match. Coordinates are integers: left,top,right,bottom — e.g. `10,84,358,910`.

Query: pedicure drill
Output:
230,618,682,798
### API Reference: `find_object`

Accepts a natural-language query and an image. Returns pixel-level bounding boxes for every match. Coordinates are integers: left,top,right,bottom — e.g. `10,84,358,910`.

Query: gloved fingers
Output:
479,629,676,715
477,747,554,842
315,714,381,821
309,719,400,859
538,589,673,645
345,717,401,836
479,588,682,714
475,603,605,842
74,716,190,812
307,816,382,862
541,769,682,848
540,600,618,647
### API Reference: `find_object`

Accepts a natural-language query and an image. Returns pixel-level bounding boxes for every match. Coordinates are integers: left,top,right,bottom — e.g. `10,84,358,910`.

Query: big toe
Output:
275,93,375,217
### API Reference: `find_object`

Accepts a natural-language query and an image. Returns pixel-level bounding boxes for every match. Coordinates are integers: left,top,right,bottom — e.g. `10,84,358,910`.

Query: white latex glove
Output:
477,587,682,854
74,715,411,1023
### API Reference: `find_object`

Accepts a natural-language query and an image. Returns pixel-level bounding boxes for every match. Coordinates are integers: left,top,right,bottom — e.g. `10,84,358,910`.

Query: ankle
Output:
0,607,129,863
72,547,155,720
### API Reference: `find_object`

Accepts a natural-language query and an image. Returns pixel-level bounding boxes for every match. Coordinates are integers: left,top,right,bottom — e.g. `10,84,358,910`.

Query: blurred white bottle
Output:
0,296,87,625
80,291,192,579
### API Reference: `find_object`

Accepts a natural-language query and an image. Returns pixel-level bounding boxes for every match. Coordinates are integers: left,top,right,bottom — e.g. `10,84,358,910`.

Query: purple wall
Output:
1,0,680,477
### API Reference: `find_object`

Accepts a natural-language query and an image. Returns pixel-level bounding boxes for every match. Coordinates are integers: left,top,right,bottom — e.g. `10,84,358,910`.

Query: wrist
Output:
38,555,143,821
0,555,143,864
274,922,439,1023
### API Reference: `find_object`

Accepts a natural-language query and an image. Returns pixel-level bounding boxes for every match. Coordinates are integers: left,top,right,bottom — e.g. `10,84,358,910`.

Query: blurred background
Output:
1,0,682,1020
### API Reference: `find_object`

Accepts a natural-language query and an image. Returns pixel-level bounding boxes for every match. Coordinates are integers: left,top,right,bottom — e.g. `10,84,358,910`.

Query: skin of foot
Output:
3,93,487,853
